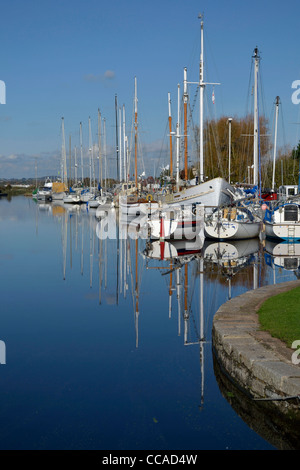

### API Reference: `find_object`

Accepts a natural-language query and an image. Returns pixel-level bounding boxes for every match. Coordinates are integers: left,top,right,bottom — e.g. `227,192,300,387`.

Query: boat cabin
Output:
278,185,299,201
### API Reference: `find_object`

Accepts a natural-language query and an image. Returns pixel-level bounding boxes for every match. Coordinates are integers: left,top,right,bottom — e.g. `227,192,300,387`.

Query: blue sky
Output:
1,0,300,178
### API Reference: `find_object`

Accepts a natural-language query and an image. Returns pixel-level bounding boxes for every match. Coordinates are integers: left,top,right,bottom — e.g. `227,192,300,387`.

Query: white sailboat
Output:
264,201,300,241
204,204,261,240
36,177,53,202
119,77,160,216
159,16,234,212
146,204,205,241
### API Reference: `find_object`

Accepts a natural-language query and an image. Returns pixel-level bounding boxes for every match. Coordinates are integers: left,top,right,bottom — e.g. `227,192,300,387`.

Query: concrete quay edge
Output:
212,280,300,407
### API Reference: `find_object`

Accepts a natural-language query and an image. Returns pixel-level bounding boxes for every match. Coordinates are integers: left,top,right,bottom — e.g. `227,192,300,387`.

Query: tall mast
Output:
253,47,260,187
119,106,122,182
80,122,84,184
74,145,78,185
88,116,92,190
98,108,102,189
61,117,67,186
272,96,280,192
168,92,173,178
228,118,232,184
103,118,107,190
191,14,220,182
176,84,181,187
69,134,72,188
184,67,188,181
115,94,119,182
123,105,127,184
199,14,204,182
134,77,138,189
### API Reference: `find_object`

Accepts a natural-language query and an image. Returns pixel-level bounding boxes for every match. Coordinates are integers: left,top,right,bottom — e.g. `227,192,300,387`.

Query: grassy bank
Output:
258,286,300,348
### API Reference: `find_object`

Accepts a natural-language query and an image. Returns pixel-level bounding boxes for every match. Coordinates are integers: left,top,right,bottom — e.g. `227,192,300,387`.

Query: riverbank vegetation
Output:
186,115,299,190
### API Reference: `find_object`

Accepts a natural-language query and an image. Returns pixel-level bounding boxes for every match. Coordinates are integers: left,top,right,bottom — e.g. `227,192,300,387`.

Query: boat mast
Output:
168,92,173,178
272,96,280,192
134,77,138,189
123,105,127,184
176,84,181,187
61,117,67,186
88,117,92,190
74,145,78,185
253,47,260,187
115,94,119,182
194,14,220,182
80,122,84,184
98,108,102,190
103,118,107,190
69,134,72,188
228,118,232,184
119,106,122,182
184,67,188,181
199,14,204,182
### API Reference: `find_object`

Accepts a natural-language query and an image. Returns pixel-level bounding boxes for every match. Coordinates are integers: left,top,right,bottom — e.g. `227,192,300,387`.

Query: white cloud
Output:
83,70,115,83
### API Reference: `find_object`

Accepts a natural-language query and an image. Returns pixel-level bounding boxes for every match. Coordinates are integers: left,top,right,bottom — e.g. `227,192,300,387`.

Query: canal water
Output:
0,196,298,450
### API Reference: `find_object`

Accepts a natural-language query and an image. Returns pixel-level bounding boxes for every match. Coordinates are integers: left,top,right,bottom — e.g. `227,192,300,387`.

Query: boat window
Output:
284,258,298,270
288,188,296,196
284,205,298,222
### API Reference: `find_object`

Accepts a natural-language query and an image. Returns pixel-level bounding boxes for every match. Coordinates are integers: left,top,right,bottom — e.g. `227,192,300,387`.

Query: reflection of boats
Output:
203,239,260,297
143,236,203,262
264,202,300,241
264,240,300,273
203,238,260,266
204,204,261,240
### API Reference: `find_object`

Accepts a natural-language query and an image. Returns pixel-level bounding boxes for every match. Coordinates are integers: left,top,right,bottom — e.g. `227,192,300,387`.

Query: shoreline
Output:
212,280,300,417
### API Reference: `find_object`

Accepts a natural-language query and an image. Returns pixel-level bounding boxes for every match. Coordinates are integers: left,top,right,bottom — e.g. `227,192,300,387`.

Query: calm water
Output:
0,196,298,450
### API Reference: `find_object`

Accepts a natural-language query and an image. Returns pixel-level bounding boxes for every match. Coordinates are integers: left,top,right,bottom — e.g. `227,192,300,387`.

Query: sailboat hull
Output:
265,222,300,241
161,177,233,212
205,220,261,240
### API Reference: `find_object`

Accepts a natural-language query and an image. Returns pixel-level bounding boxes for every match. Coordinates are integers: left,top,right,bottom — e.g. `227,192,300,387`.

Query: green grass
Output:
258,286,300,348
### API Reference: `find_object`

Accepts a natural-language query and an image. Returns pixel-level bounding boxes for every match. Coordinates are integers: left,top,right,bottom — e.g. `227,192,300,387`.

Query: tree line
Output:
185,115,299,189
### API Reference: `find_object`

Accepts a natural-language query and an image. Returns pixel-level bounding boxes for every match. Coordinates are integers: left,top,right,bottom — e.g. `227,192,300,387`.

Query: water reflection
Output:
4,198,298,449
264,240,300,280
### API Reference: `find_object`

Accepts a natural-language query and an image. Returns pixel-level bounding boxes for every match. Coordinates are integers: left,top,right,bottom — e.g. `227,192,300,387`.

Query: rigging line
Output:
205,93,224,176
155,119,170,177
204,29,224,115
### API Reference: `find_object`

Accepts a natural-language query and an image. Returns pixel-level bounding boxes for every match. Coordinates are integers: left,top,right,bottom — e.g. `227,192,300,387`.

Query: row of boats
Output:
33,175,300,244
32,15,300,245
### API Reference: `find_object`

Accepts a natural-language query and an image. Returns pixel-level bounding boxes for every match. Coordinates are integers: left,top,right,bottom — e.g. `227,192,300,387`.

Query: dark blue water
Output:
0,197,297,450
